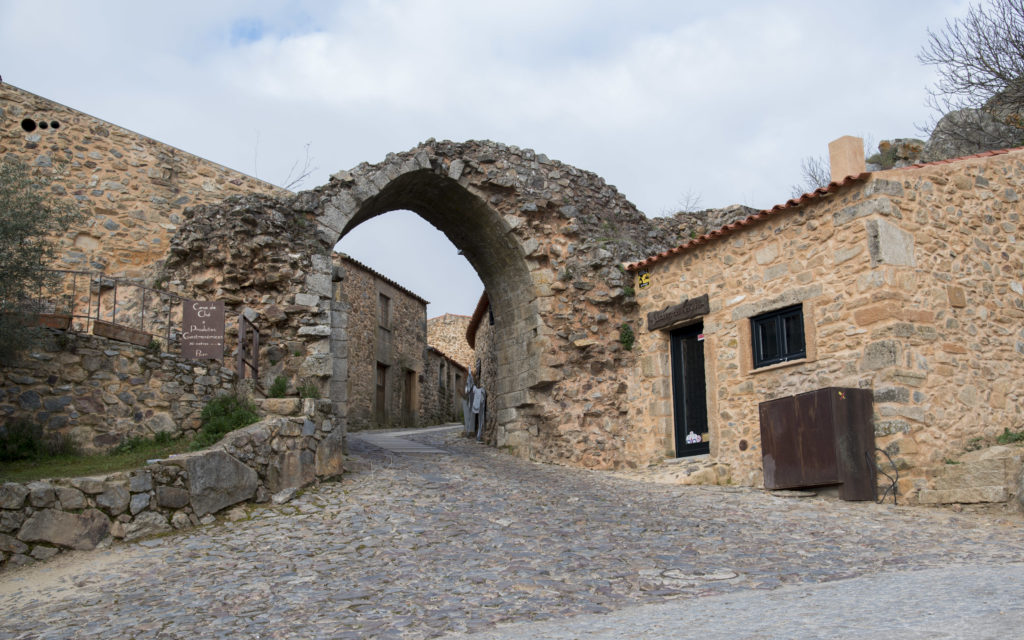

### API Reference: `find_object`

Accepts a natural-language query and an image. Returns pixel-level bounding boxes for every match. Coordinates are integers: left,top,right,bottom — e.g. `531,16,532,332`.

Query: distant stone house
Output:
626,142,1024,502
337,254,465,430
423,346,468,425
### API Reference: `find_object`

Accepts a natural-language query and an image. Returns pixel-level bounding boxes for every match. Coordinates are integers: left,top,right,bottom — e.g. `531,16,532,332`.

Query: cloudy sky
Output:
0,0,970,316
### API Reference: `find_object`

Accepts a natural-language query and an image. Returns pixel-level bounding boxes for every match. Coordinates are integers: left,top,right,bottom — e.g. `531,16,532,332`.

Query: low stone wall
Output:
0,397,342,571
0,330,235,453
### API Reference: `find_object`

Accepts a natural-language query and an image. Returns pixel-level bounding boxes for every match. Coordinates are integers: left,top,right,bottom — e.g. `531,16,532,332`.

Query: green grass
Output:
996,427,1024,445
0,435,191,483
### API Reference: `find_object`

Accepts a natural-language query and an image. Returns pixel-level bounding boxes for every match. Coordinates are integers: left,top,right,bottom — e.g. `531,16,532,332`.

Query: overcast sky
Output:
0,0,970,316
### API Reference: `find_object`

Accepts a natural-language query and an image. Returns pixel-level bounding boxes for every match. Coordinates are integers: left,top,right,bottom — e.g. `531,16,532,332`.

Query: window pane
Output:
783,311,805,355
757,316,780,360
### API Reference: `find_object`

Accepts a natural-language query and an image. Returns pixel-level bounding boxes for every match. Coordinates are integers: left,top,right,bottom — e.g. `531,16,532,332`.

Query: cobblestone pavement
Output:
2,426,1023,639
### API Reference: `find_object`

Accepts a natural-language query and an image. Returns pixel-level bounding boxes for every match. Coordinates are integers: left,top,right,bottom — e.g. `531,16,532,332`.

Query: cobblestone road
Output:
2,426,1023,639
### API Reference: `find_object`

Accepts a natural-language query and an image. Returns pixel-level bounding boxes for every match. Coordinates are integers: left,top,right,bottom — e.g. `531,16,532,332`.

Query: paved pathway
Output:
2,427,1023,639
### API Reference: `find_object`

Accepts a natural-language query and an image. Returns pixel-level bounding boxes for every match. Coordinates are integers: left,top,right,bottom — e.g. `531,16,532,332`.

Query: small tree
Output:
0,158,82,363
918,0,1024,153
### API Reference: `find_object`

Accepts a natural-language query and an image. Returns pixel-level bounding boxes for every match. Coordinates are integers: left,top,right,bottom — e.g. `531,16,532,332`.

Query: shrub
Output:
190,393,260,450
619,323,635,351
0,419,80,461
297,380,321,399
268,375,289,398
0,419,44,461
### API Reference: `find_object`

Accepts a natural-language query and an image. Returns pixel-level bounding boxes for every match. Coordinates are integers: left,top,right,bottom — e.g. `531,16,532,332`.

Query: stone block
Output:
96,485,130,516
128,470,153,493
866,218,915,267
0,533,28,555
917,486,1008,505
129,492,150,515
17,508,110,550
186,450,258,517
155,485,190,509
27,482,56,508
267,449,316,493
0,509,26,533
0,483,29,509
946,285,967,308
70,477,111,495
56,487,87,511
315,433,345,479
261,398,300,415
833,197,898,226
294,293,320,307
861,340,899,371
125,512,171,541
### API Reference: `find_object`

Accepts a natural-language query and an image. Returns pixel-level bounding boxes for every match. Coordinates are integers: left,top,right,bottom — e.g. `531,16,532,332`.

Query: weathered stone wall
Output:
427,314,474,369
629,148,1024,499
0,329,235,453
0,397,341,571
338,256,428,430
421,348,467,425
161,194,338,405
0,83,288,279
469,298,499,443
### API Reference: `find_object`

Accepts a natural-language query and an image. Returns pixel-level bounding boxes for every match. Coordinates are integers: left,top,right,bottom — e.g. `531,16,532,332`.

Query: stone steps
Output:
917,445,1022,507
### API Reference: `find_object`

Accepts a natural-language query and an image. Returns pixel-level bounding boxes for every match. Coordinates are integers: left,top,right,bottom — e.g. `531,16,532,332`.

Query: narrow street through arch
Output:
3,430,1023,639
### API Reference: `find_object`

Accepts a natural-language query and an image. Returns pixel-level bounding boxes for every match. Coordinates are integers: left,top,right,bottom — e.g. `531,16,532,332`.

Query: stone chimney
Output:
828,135,866,183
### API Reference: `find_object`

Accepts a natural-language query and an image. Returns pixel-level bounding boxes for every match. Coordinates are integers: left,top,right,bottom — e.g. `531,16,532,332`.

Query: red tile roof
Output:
626,173,870,271
625,146,1024,272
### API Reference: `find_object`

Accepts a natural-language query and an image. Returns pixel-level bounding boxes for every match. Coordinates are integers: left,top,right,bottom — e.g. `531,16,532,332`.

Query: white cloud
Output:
0,0,976,313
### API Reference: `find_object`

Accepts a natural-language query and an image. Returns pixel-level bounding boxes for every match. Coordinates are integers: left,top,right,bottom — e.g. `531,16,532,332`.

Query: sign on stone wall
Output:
647,294,710,331
182,301,225,360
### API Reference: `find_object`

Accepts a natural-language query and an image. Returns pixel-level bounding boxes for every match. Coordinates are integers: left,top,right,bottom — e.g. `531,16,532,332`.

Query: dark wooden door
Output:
670,322,709,457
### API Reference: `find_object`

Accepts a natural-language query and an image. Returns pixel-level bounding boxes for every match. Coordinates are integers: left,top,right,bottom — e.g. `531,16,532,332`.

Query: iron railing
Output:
34,270,186,351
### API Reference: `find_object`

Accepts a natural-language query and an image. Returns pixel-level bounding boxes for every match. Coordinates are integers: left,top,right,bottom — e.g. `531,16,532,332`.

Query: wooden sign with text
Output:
182,300,225,360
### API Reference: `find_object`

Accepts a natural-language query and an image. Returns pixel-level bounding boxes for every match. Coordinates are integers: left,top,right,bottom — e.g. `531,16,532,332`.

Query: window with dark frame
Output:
751,304,806,368
378,293,391,329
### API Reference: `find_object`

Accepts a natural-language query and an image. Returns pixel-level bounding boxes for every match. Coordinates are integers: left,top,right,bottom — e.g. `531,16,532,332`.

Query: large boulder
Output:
186,450,258,517
267,449,316,493
17,508,110,550
315,433,345,479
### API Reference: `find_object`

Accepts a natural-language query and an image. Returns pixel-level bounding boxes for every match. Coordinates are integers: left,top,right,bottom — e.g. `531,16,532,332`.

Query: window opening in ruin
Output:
21,118,36,132
50,121,60,129
38,121,48,130
751,304,805,368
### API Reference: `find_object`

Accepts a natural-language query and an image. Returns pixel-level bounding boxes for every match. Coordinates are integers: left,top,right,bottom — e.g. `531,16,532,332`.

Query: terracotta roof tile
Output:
626,173,870,271
626,146,1024,272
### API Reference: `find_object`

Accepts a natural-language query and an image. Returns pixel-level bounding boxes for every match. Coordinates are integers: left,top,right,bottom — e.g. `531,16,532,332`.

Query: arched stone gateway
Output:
165,140,691,469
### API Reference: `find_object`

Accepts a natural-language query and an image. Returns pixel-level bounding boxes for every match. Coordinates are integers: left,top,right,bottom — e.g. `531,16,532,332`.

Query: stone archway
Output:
166,139,689,469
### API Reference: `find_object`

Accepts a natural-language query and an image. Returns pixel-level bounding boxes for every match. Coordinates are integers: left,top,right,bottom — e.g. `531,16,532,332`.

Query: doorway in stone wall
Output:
670,322,709,457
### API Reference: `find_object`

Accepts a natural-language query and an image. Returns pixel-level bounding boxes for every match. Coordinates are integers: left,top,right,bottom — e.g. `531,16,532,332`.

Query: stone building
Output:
626,140,1024,503
336,254,423,430
427,313,474,369
422,346,468,426
0,83,287,279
